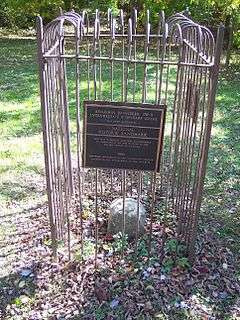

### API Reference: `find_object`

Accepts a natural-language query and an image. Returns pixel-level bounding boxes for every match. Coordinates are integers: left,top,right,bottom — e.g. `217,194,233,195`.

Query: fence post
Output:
188,23,225,260
36,16,57,258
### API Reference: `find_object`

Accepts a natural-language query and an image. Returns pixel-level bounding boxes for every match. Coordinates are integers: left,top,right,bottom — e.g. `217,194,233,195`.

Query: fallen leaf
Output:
222,263,228,270
94,283,109,302
18,280,25,288
20,268,32,277
145,301,153,311
110,299,119,309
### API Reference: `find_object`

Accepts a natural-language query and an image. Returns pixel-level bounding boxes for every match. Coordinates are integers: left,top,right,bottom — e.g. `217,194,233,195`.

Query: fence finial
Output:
120,9,124,28
183,7,190,18
128,18,133,44
133,7,137,32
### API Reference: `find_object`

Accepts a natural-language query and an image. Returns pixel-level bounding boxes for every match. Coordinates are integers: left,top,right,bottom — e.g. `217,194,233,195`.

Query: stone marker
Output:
108,198,146,239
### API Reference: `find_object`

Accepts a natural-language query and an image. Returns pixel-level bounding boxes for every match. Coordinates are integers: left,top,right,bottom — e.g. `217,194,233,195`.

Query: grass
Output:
0,37,239,319
202,62,240,254
0,38,45,211
0,40,47,296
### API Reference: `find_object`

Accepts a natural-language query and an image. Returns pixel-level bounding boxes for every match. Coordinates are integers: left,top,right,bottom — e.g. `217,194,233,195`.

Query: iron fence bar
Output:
135,170,142,252
175,27,198,238
188,24,224,259
61,47,73,197
163,31,170,103
172,49,191,221
47,58,60,240
148,172,157,260
155,11,165,103
85,13,95,196
46,38,210,62
53,57,64,240
98,28,102,101
165,24,184,205
142,10,150,102
178,28,199,239
55,54,66,240
162,64,182,260
44,40,60,56
110,18,115,101
39,10,220,263
140,11,157,260
43,30,56,214
181,68,203,241
75,19,84,260
132,8,137,102
109,17,115,191
158,20,171,197
121,170,126,255
98,16,104,196
60,26,74,247
178,27,203,240
48,28,64,241
59,55,71,258
174,28,196,217
93,11,100,267
94,169,98,268
86,13,91,100
55,21,68,240
37,16,58,257
183,31,208,243
63,32,213,46
183,39,212,64
43,55,213,68
120,9,125,102
184,69,209,244
124,18,133,102
159,21,171,105
45,60,57,235
64,33,165,38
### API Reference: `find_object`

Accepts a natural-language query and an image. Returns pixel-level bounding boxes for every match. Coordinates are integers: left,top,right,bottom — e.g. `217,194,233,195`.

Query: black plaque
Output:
83,101,166,172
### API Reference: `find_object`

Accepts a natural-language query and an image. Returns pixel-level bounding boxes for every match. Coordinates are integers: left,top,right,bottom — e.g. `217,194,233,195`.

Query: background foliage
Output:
0,0,239,47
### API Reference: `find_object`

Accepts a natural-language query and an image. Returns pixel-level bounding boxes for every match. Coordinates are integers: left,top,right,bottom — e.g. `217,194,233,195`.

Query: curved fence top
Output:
40,10,217,68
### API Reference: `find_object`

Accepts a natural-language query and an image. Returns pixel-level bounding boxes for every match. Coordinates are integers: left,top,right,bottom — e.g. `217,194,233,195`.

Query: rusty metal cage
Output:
36,9,224,263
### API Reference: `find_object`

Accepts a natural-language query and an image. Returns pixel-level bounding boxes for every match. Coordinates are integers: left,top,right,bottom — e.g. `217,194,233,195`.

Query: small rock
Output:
146,285,155,292
142,270,150,279
222,263,228,270
20,295,30,304
219,291,228,299
108,198,146,239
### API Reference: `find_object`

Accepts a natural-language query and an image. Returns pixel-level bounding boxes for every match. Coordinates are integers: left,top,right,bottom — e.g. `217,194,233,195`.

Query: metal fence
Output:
36,9,224,264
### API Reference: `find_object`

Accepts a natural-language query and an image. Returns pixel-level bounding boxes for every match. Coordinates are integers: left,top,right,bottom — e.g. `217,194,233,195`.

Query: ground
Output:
0,38,239,319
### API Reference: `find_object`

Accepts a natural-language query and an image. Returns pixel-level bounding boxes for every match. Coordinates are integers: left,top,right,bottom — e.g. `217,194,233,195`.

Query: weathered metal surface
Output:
82,101,166,171
36,9,224,262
